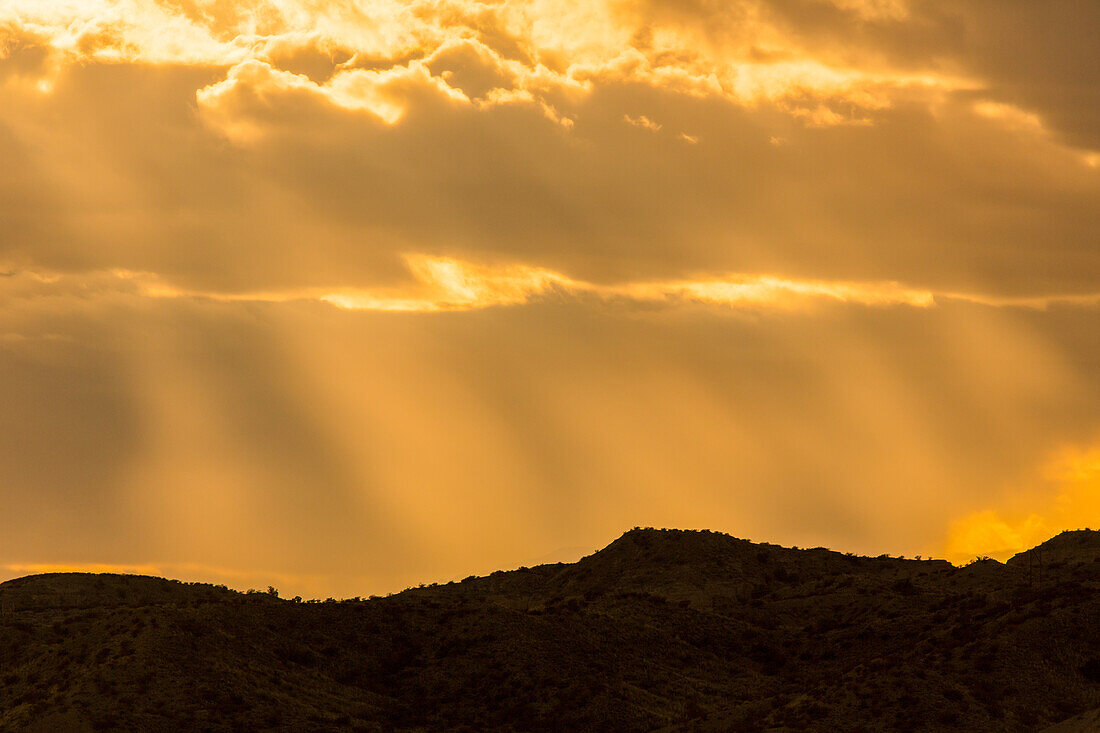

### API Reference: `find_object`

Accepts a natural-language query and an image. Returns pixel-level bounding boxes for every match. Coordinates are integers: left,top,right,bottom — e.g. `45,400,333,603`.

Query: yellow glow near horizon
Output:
942,444,1100,563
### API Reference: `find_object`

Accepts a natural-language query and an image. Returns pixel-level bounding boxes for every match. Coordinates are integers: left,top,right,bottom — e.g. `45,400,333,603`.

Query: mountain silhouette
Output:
3,528,1100,731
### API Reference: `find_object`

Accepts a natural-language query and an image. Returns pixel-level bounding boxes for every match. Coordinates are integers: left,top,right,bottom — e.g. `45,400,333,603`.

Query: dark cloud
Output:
633,0,1100,148
933,0,1100,150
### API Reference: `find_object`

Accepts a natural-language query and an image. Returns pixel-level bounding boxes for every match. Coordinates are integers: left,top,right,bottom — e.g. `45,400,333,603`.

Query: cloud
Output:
625,113,662,130
1,0,1097,299
196,58,464,135
12,256,1100,316
0,0,970,114
3,0,1094,158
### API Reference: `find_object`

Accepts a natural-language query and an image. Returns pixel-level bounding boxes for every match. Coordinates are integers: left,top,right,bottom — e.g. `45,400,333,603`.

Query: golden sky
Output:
1,0,1098,597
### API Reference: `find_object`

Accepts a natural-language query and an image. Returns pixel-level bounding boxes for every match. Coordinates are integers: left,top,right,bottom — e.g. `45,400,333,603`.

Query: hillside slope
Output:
3,528,1100,731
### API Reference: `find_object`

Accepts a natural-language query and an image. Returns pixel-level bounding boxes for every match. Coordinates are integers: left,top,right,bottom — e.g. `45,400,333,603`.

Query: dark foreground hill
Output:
3,529,1100,731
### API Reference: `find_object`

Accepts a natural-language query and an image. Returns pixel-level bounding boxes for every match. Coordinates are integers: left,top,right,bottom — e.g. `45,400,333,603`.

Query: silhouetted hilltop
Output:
3,528,1100,731
1008,529,1100,567
0,572,241,612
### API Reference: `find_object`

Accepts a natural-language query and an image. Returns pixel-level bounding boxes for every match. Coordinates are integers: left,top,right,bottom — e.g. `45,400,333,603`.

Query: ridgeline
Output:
3,528,1100,731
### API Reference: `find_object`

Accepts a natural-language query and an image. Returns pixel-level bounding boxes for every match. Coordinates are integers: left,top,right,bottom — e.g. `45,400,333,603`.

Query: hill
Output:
3,528,1100,730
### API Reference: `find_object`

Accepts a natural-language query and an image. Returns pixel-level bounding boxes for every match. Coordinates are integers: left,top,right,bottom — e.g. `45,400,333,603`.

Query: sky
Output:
1,0,1098,598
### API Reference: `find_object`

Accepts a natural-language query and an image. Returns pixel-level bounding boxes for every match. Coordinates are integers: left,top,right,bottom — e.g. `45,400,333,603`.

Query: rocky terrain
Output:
3,528,1100,731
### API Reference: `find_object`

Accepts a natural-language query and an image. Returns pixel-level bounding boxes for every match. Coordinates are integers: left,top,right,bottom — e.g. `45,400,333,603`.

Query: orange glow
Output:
4,562,162,576
1,0,1099,599
941,444,1100,563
